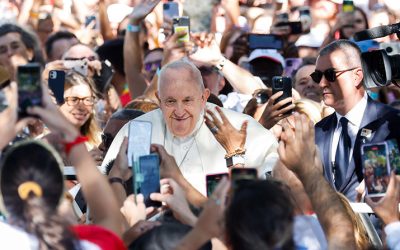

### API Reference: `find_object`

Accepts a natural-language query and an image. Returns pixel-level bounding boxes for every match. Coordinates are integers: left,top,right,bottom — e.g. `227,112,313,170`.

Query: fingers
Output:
150,192,166,202
136,193,145,204
215,106,229,125
239,120,248,135
118,137,129,155
206,109,222,128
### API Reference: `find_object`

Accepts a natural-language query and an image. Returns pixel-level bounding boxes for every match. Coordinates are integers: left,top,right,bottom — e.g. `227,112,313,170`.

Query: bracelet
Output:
213,56,226,71
109,177,126,188
64,135,88,155
224,148,246,159
226,154,245,168
127,23,140,33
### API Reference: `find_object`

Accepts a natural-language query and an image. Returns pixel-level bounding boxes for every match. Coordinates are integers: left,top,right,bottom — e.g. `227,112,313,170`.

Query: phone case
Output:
127,120,152,167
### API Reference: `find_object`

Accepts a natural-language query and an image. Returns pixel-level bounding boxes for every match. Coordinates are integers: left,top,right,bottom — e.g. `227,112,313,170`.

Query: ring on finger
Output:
210,126,219,134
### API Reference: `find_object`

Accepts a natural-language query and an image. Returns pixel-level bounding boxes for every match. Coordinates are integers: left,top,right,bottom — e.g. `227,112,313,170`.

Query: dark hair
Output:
250,58,284,88
45,31,78,60
225,180,295,250
0,141,80,249
0,23,45,66
129,222,212,250
319,39,361,58
96,38,125,76
110,109,145,121
207,93,223,107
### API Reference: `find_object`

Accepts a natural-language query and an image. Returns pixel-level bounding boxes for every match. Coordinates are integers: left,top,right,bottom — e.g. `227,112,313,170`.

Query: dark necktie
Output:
334,117,351,190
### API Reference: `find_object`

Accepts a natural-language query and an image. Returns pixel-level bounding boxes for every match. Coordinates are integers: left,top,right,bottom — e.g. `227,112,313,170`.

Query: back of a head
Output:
0,140,78,249
225,180,295,250
129,222,212,250
45,31,78,61
96,38,125,76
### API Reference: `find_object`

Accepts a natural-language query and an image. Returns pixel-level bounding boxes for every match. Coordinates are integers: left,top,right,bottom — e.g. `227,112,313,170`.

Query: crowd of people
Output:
0,0,399,249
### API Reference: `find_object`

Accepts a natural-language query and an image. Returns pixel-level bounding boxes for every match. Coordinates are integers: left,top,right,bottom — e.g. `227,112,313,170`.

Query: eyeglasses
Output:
144,60,162,72
310,67,358,83
64,96,95,106
101,133,114,149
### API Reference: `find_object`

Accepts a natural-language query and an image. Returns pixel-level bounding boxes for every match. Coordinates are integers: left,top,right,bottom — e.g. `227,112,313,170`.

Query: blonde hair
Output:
337,192,372,249
294,99,323,125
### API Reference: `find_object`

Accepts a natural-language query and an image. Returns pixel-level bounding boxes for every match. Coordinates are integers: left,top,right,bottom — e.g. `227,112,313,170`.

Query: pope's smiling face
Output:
157,67,209,138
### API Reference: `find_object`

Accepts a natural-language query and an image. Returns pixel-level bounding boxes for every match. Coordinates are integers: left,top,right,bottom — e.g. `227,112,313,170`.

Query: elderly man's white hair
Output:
157,58,205,93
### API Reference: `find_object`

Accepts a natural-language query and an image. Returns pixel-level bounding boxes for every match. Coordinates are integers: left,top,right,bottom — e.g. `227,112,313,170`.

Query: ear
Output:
202,88,210,104
354,67,364,88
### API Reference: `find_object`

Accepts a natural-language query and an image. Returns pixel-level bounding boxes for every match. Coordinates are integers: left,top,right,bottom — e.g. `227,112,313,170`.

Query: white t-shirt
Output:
293,215,328,250
0,221,100,250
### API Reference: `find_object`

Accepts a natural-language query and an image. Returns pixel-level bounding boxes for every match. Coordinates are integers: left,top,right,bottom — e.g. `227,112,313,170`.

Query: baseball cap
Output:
248,49,285,68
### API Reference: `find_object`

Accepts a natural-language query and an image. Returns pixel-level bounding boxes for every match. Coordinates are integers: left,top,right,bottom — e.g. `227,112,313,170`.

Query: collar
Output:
335,92,368,129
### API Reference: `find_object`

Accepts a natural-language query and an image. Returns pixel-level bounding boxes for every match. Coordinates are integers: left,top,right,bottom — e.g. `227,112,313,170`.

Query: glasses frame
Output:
310,67,358,84
64,96,96,106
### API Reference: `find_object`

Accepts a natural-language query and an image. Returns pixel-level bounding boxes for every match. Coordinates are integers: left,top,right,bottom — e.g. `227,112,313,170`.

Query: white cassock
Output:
101,103,279,195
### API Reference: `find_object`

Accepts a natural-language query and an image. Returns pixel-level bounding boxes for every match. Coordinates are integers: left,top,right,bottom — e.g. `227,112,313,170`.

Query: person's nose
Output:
319,76,329,89
174,102,186,116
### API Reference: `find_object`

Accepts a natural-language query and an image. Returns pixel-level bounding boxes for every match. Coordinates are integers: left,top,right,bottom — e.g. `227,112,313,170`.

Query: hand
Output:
42,60,68,82
194,177,230,239
109,137,132,181
162,16,173,39
162,30,193,66
189,36,223,66
150,178,197,226
120,194,154,227
27,83,79,142
205,106,248,154
151,144,183,180
89,147,104,166
278,113,321,176
365,171,400,225
258,91,295,129
128,0,161,24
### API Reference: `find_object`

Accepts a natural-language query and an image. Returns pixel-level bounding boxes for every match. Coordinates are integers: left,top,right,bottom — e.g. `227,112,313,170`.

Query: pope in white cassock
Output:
101,59,278,198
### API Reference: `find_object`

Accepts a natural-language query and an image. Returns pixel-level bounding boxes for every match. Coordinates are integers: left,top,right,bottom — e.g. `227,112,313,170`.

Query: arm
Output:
98,0,115,41
124,0,161,99
152,144,207,207
278,113,356,249
28,85,124,237
190,38,264,95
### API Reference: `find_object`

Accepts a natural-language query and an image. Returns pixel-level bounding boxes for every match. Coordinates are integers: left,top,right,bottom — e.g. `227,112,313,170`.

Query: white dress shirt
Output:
331,93,368,163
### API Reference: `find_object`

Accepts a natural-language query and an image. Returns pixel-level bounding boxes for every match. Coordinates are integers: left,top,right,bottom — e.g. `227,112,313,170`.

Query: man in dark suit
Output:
313,39,400,201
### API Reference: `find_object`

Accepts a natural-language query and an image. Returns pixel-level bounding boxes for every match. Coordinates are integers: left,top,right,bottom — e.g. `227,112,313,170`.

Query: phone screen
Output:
173,16,190,42
248,34,283,50
127,120,152,167
275,21,303,35
206,173,229,197
163,2,179,19
48,70,65,105
362,142,390,198
136,154,161,207
387,139,400,175
17,63,42,118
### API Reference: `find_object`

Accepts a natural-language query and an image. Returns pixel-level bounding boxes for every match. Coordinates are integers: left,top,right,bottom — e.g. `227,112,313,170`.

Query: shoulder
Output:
315,113,336,130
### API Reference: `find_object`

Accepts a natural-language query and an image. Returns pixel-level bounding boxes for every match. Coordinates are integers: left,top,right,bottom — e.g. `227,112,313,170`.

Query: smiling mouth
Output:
173,117,190,121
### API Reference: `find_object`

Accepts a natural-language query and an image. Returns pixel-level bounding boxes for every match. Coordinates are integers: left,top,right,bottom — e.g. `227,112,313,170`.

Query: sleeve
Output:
385,221,400,250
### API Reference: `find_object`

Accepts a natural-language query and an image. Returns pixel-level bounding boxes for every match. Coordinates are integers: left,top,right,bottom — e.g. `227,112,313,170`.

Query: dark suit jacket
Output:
315,98,400,201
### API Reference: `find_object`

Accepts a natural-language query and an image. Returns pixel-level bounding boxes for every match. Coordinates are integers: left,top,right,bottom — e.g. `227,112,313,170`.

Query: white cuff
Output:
385,221,400,250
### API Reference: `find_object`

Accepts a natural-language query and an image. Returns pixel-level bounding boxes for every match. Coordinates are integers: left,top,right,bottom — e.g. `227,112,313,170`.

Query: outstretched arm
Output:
278,113,356,249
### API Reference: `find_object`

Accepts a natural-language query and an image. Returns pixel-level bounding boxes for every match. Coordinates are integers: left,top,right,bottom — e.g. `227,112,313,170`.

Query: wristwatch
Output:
226,154,245,168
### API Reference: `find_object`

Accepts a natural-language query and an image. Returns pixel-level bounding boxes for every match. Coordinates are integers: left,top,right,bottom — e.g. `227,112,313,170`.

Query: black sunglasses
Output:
310,67,358,83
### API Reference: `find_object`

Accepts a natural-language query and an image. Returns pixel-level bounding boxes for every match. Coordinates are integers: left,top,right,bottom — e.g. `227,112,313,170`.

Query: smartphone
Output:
92,60,114,94
173,16,190,42
284,58,303,77
127,120,152,167
272,76,292,114
299,7,312,33
48,70,65,105
386,139,400,175
135,154,161,207
17,63,42,118
206,173,229,197
163,1,179,20
248,34,283,50
362,142,391,198
63,60,88,77
275,21,303,35
85,15,97,28
342,0,354,13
